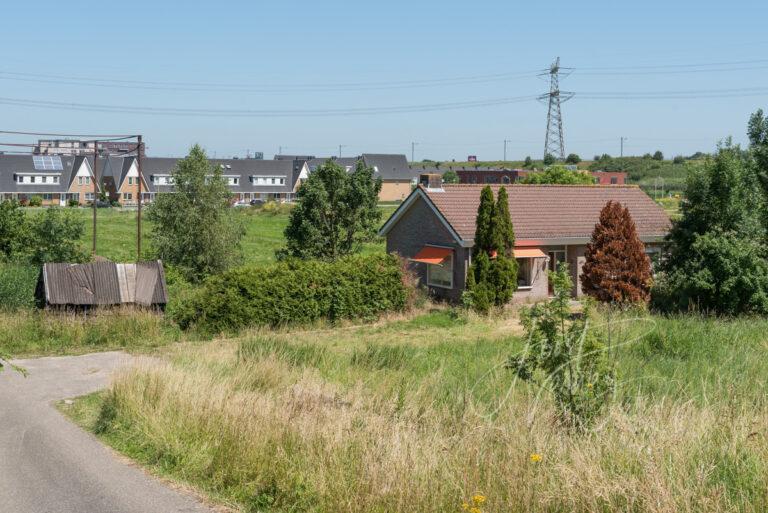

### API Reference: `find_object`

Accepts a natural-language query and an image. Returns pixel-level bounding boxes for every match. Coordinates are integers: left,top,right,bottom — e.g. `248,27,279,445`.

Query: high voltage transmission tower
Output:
538,57,574,161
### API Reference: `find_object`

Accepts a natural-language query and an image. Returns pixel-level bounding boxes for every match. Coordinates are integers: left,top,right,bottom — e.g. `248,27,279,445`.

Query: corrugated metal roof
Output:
42,260,168,307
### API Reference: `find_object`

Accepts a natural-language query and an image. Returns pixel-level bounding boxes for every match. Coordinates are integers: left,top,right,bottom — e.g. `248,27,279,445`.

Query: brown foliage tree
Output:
581,200,652,304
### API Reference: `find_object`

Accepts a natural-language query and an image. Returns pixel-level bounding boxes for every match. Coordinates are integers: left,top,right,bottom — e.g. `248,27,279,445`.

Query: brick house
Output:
379,182,670,302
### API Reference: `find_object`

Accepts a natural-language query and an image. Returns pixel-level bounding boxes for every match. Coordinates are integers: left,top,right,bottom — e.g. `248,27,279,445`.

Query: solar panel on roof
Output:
32,155,64,171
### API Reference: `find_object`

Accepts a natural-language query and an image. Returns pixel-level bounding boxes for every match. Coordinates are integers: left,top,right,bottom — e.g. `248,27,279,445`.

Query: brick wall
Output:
385,195,467,301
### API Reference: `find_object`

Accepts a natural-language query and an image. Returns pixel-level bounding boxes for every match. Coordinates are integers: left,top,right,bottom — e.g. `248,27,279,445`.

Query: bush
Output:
0,262,38,310
173,254,409,333
28,196,43,207
67,199,79,207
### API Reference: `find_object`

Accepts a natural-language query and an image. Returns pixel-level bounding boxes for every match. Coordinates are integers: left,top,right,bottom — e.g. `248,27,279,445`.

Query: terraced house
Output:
0,154,100,205
380,179,671,302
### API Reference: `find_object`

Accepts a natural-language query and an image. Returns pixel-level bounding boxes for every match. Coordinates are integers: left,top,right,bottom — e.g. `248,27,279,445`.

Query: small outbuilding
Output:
38,260,168,309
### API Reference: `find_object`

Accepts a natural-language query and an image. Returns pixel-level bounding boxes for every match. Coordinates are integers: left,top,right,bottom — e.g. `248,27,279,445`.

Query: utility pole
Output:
411,142,418,163
538,57,574,161
92,141,99,257
620,136,627,157
136,135,143,261
504,139,511,162
278,146,284,156
338,144,346,158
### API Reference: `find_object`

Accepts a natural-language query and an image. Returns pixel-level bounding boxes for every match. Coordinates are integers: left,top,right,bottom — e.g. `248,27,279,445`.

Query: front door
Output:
547,250,566,295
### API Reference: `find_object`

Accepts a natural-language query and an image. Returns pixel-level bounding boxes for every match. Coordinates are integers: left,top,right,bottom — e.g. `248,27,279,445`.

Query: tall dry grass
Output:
93,311,768,513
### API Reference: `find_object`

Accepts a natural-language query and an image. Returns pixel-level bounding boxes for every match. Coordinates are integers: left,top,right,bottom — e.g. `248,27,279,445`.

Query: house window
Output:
30,176,36,184
42,194,53,200
123,193,133,201
427,254,453,288
516,258,534,289
85,193,94,201
610,176,618,185
128,177,134,185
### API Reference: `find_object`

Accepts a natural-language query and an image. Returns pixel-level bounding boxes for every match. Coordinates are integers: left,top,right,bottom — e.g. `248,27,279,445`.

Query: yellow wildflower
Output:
587,382,593,389
530,452,543,463
470,508,482,513
461,503,470,511
472,494,486,505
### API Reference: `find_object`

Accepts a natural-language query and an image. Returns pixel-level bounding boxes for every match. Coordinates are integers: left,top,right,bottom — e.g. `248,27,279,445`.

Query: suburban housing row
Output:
0,153,421,205
0,150,631,206
381,178,670,302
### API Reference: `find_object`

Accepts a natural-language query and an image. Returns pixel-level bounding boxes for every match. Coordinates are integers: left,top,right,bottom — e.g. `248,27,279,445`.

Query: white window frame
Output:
426,252,454,289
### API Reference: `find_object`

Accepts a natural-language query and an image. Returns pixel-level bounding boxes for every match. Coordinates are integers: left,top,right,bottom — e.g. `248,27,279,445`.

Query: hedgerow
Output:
173,254,408,333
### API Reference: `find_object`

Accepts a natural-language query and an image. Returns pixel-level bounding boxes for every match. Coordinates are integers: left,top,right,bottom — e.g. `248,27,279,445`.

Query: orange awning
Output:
411,246,452,265
514,248,547,259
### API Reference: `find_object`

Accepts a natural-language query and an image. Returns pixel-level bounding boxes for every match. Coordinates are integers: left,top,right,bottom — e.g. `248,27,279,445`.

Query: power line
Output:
0,68,542,93
1,57,766,94
0,94,540,117
0,129,137,138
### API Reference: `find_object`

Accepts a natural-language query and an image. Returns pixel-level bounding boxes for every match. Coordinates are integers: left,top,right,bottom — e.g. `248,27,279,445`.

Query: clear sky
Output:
1,0,767,161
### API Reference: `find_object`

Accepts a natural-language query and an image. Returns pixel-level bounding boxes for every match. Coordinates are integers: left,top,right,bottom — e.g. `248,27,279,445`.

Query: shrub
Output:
28,196,43,207
24,207,89,265
508,264,614,428
67,199,79,207
0,262,38,310
173,254,409,333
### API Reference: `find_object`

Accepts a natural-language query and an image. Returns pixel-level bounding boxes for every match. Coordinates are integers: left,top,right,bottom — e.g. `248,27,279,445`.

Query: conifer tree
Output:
495,186,515,256
580,200,652,304
472,186,498,257
466,186,518,311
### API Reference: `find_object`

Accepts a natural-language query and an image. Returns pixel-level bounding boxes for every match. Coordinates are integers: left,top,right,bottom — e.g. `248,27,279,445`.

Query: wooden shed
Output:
38,260,168,309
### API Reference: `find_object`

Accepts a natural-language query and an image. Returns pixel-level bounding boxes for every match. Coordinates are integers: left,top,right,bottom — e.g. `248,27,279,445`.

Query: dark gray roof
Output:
41,260,168,307
361,154,417,181
0,154,77,194
306,157,359,172
139,157,298,194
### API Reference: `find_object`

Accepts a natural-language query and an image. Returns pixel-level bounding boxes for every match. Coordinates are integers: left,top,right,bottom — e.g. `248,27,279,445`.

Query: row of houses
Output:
0,153,421,206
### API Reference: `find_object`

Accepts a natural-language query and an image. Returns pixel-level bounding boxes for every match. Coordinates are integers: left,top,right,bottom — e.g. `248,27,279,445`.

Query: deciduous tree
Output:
147,144,245,282
282,160,381,260
521,165,594,185
581,201,652,304
441,169,459,184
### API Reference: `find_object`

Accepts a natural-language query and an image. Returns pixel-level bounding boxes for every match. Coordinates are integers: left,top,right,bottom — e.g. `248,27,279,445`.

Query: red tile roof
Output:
423,184,670,242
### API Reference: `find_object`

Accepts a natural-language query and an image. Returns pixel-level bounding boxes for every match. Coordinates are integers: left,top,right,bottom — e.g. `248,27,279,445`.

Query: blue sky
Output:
1,0,767,161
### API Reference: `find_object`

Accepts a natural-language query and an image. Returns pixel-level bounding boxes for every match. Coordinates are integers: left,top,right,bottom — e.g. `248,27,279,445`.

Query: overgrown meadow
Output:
64,309,768,513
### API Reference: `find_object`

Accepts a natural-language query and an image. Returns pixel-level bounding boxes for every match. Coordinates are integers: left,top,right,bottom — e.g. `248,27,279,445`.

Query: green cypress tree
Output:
473,186,497,257
495,186,515,256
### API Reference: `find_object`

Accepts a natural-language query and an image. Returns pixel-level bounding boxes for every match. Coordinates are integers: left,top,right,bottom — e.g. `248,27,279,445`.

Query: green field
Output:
55,205,398,265
61,309,768,513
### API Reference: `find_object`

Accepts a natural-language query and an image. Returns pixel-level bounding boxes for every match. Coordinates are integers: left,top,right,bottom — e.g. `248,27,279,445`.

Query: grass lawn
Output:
61,308,768,513
66,205,397,264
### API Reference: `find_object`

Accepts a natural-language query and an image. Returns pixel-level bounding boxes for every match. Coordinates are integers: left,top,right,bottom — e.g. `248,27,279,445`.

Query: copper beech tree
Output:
581,200,652,304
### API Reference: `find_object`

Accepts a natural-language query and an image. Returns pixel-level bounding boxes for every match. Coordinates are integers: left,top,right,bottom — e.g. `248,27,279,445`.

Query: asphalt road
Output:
0,351,213,513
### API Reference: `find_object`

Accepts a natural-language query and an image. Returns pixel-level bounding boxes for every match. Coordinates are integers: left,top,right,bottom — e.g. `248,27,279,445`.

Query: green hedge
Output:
173,254,408,333
0,262,38,310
